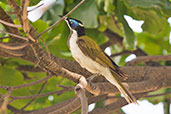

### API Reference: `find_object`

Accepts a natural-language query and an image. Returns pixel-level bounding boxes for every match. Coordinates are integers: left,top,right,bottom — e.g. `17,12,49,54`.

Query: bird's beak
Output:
59,15,71,30
58,15,68,21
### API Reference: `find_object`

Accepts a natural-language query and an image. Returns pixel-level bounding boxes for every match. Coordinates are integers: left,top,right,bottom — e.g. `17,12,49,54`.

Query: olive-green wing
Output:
77,36,127,80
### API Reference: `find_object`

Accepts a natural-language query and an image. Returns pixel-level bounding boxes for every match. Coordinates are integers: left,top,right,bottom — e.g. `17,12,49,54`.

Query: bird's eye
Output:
70,21,74,24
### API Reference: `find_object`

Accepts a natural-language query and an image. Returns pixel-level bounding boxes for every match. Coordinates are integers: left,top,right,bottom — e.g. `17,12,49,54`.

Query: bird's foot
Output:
88,73,100,82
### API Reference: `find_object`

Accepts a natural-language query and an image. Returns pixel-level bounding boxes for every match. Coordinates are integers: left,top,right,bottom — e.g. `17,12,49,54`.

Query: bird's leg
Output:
88,73,100,82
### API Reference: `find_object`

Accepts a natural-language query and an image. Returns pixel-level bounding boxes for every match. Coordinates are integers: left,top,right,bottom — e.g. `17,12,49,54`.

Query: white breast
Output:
69,30,119,87
69,30,105,74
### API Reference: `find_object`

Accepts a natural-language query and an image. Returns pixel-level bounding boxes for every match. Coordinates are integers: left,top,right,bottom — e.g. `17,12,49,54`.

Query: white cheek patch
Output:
78,23,84,27
65,20,76,33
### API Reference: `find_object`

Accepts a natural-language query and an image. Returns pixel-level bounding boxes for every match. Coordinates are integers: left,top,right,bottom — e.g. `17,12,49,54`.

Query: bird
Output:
63,16,137,104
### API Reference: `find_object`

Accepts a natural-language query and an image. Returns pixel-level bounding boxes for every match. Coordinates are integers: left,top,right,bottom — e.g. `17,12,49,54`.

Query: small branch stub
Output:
75,84,88,114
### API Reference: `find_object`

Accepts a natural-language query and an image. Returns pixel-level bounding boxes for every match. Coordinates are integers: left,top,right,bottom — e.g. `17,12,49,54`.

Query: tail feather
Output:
105,71,138,104
117,84,138,104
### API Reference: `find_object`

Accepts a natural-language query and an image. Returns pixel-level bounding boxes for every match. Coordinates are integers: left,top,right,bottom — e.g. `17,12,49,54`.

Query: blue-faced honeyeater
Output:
64,17,137,104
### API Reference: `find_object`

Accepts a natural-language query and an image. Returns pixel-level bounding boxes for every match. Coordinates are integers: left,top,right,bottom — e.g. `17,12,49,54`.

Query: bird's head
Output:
64,17,85,37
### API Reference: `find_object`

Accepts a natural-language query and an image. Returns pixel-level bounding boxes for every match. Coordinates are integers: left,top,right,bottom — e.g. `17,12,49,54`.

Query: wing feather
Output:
76,36,128,80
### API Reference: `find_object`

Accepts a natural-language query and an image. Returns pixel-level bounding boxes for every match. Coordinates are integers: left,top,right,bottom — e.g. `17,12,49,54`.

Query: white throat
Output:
65,19,72,30
69,30,78,48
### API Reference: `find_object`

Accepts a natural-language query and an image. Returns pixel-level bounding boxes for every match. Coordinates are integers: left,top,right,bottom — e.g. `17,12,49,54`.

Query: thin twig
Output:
20,0,25,10
13,75,52,90
22,0,35,42
37,0,85,38
7,86,74,100
100,41,113,50
17,65,43,72
34,30,51,58
108,91,171,99
0,91,12,114
128,55,171,65
29,44,40,68
112,15,120,30
89,93,146,114
0,42,28,50
7,105,29,114
21,81,48,110
74,76,88,114
144,91,171,98
103,28,124,48
0,30,28,41
7,0,23,24
110,50,134,57
0,75,53,90
75,85,88,114
0,19,22,28
2,49,24,57
40,37,51,58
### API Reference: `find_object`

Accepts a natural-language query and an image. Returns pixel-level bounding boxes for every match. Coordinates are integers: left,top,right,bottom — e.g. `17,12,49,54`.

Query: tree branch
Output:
0,1,170,114
128,55,171,66
21,81,48,110
110,50,134,57
0,75,53,90
22,0,35,42
75,85,88,114
75,76,88,114
17,65,43,72
0,6,22,42
0,91,12,114
0,19,22,28
89,93,147,114
0,29,28,41
0,42,28,50
101,28,123,50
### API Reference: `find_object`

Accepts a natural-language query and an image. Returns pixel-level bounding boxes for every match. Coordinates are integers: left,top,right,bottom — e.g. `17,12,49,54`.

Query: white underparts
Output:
69,30,119,87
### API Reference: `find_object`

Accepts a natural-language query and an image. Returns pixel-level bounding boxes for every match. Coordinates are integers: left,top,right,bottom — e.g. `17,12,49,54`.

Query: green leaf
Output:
0,0,8,4
115,1,136,50
0,2,12,12
122,0,171,40
141,11,169,35
0,66,23,86
136,32,170,55
99,15,123,36
128,8,170,36
104,0,115,14
29,0,42,6
118,55,129,66
42,0,65,24
123,0,171,17
32,19,49,39
70,0,99,28
14,0,41,6
123,0,161,8
144,88,171,104
46,21,71,59
32,20,49,32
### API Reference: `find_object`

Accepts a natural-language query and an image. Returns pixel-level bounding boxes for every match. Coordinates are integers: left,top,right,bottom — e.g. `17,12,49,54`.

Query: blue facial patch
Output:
69,19,79,28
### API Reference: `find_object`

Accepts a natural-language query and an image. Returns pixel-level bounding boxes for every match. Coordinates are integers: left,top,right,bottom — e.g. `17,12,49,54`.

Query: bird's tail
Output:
117,82,138,104
105,71,138,104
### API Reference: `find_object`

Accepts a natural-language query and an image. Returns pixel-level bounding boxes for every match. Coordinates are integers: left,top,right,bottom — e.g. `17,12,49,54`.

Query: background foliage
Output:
0,0,171,113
